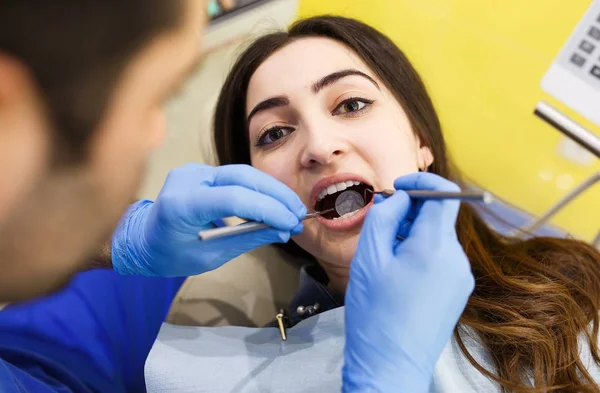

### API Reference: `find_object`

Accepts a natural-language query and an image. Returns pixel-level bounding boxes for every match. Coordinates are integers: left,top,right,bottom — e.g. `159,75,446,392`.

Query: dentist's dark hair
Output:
213,15,600,393
0,0,183,165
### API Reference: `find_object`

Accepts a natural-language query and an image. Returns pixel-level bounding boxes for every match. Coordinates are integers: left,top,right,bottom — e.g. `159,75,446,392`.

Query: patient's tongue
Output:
335,190,366,216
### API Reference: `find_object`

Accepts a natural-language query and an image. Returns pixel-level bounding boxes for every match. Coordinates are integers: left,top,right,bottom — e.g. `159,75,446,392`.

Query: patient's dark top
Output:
269,264,344,329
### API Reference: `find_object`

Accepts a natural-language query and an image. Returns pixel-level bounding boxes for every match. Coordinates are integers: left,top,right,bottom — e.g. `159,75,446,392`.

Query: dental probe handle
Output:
376,189,494,204
197,211,324,241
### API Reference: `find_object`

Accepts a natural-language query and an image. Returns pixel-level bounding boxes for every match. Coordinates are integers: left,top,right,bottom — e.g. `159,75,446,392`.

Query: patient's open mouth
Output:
315,181,374,220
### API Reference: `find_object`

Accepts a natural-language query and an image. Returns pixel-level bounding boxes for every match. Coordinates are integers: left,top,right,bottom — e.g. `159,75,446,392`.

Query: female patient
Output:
214,16,600,392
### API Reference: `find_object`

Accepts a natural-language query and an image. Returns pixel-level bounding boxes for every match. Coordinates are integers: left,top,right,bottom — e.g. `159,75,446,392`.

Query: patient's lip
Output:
310,173,372,209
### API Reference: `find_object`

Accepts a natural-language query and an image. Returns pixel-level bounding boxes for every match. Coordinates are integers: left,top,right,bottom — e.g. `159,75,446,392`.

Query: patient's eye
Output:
256,126,294,147
332,97,374,117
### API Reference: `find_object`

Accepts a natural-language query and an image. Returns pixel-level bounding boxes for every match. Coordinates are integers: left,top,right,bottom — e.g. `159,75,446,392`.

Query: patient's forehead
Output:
246,37,377,111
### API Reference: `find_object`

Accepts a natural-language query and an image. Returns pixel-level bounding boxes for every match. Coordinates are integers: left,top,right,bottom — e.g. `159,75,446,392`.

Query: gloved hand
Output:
112,164,307,277
343,173,475,393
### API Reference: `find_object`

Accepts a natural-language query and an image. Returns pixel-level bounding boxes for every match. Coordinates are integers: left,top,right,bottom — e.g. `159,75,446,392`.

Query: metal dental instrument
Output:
534,101,600,158
197,208,336,241
367,189,494,243
366,189,494,204
198,189,493,241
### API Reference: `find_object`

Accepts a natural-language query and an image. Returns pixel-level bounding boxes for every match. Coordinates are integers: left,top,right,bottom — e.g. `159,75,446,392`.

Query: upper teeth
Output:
318,180,360,201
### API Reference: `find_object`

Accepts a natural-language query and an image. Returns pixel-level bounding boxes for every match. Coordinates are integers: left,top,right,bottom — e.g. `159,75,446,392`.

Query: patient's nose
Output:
299,124,348,168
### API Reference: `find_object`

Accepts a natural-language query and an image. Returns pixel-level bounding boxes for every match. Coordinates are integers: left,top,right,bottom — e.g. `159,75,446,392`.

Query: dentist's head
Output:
0,0,206,301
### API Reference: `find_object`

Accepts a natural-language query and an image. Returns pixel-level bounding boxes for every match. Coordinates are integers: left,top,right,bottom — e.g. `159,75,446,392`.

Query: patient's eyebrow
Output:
311,69,380,94
247,96,290,124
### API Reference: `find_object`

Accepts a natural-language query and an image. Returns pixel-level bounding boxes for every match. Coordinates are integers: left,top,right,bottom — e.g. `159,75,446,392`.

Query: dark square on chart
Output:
571,53,587,67
589,26,600,41
580,40,596,54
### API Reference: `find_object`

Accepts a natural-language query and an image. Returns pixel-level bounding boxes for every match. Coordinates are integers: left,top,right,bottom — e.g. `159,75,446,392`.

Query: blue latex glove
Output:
112,164,307,277
343,173,475,393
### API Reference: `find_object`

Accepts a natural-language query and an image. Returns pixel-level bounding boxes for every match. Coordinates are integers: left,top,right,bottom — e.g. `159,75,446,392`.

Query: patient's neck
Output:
318,260,349,295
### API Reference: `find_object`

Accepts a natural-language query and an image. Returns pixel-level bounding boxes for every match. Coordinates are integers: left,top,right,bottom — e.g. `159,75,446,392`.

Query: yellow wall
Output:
298,0,600,240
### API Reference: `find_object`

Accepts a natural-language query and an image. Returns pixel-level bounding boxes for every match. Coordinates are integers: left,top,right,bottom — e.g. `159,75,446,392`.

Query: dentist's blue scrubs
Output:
0,269,185,392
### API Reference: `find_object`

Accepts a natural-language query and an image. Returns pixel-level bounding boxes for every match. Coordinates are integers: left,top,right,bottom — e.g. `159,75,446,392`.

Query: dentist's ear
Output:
417,145,434,172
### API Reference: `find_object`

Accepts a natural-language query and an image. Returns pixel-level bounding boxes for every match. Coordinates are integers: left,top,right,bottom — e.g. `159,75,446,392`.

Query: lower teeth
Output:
332,209,361,221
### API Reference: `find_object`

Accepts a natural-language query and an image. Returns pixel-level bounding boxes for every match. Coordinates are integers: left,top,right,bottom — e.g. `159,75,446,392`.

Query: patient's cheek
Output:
253,163,295,192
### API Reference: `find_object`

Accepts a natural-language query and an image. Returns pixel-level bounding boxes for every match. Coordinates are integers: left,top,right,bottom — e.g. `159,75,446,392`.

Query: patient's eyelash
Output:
332,97,375,117
256,125,295,147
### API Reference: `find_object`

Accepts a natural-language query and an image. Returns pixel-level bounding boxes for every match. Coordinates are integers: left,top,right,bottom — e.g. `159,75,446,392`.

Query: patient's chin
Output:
292,235,356,271
317,236,359,270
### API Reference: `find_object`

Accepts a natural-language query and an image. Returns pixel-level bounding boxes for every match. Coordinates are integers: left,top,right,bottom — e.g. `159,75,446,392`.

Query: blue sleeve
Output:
0,269,185,392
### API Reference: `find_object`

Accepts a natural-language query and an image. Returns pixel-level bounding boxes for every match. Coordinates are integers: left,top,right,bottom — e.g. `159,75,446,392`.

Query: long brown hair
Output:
213,16,600,392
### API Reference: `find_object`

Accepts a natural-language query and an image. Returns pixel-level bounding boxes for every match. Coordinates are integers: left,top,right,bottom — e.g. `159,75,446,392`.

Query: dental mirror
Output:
335,190,366,217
